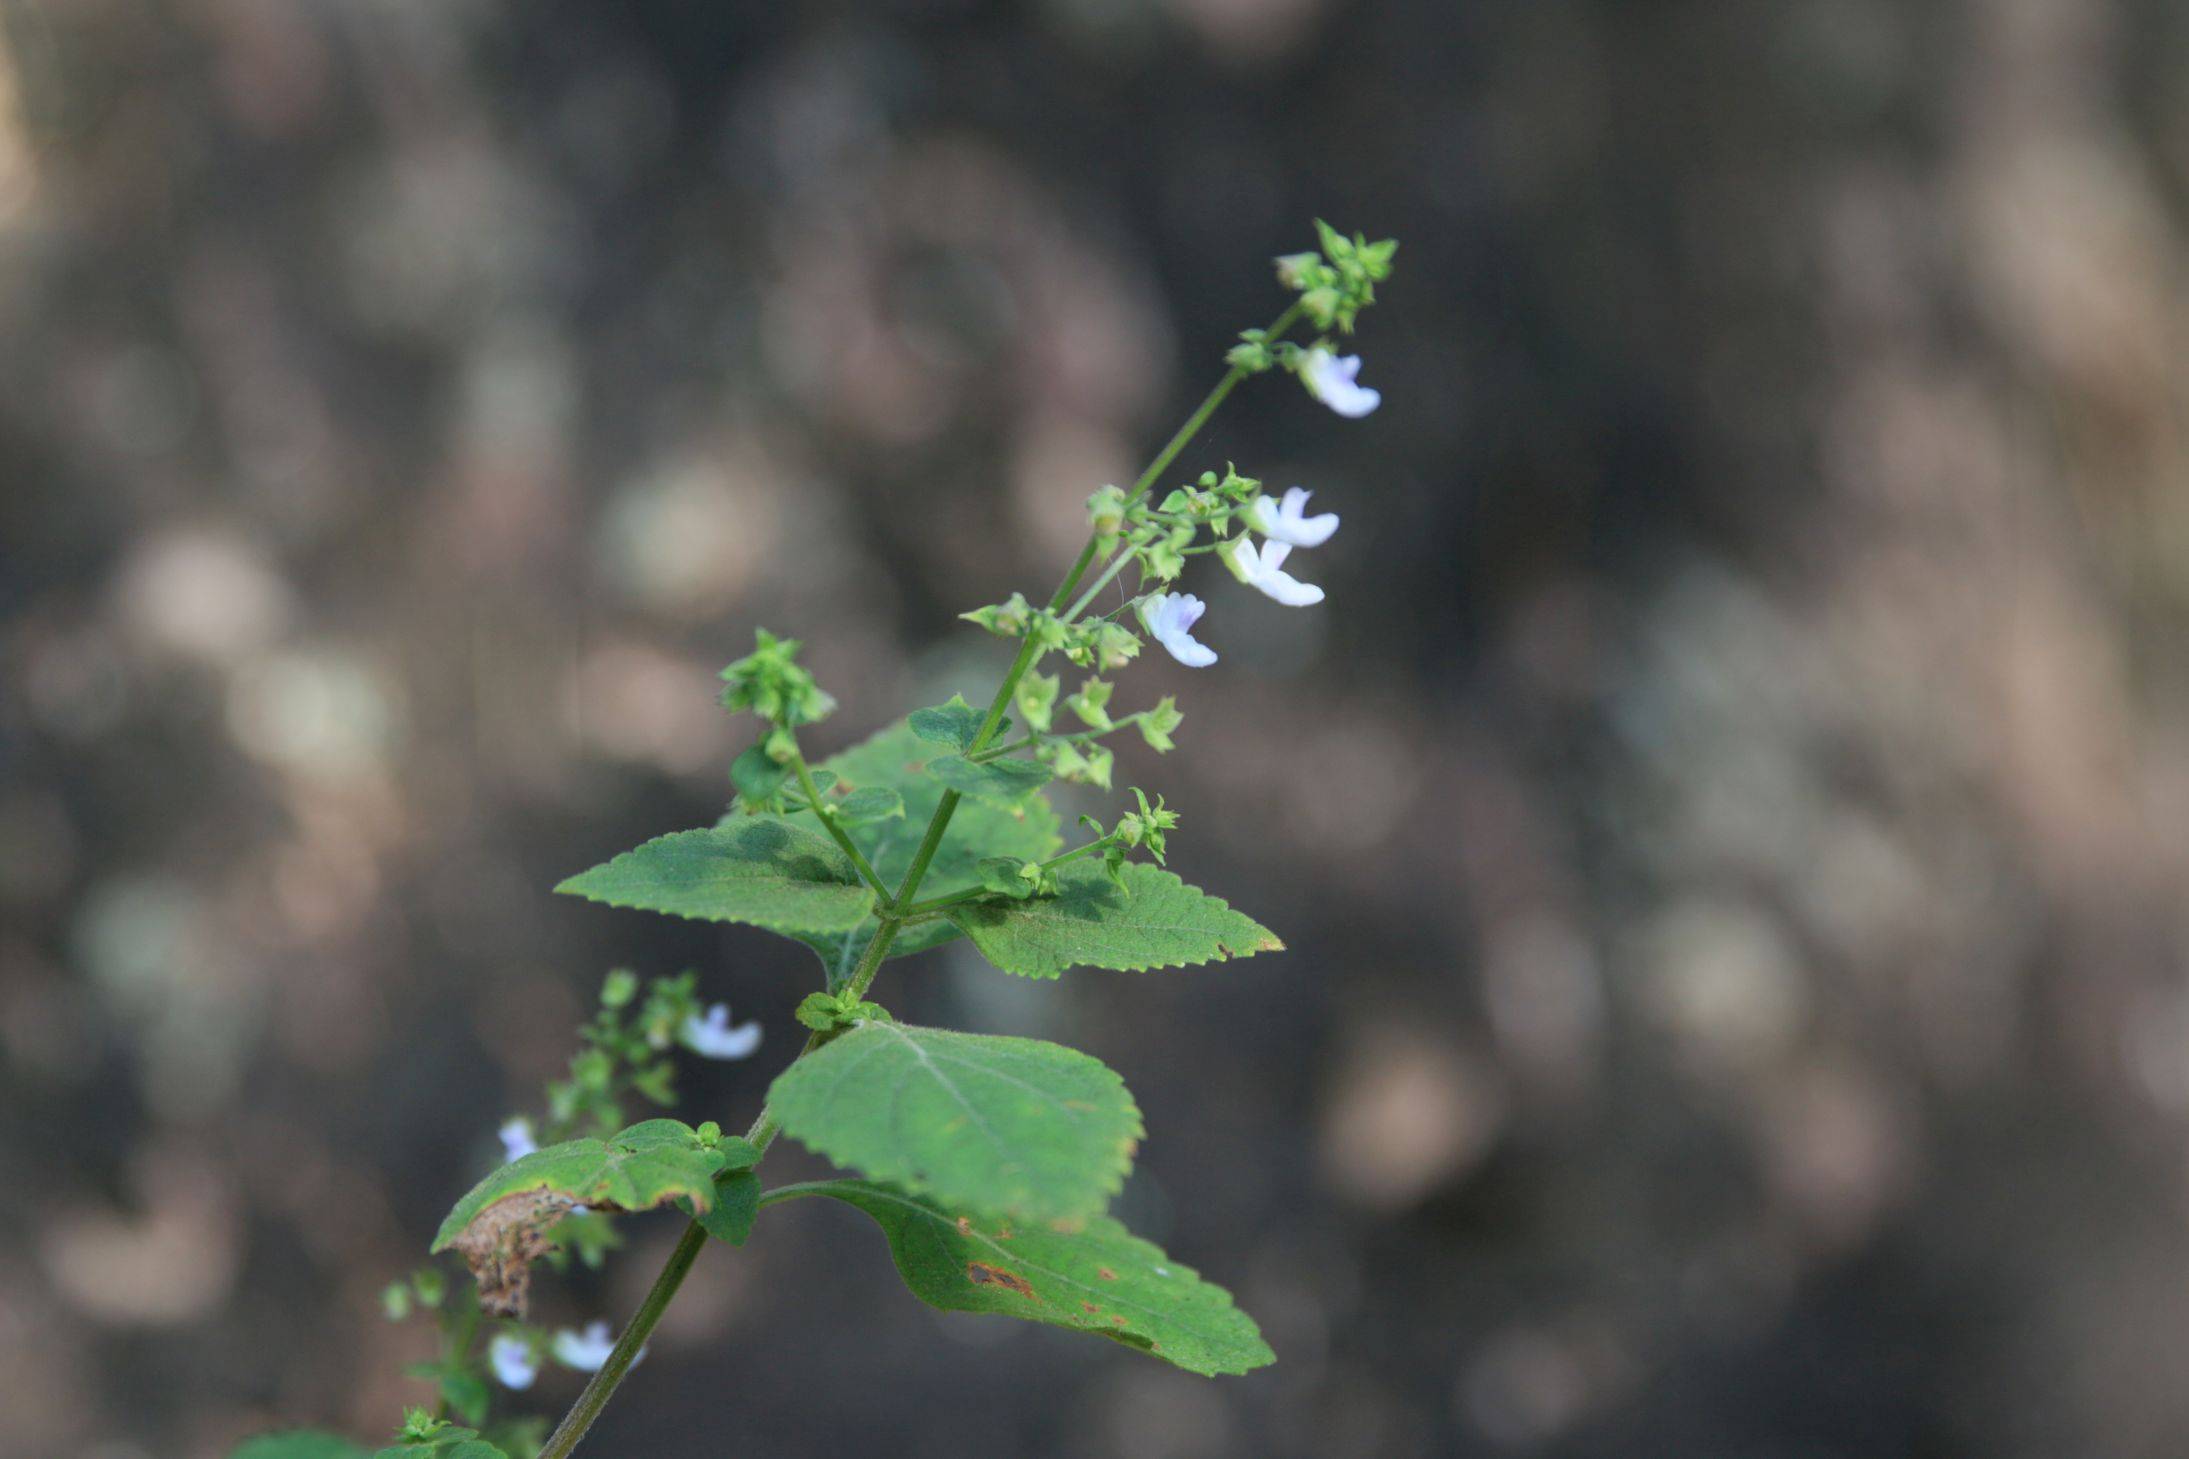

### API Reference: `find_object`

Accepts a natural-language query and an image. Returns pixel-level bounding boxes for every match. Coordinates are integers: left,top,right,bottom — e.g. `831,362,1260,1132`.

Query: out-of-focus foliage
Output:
9,0,2189,1454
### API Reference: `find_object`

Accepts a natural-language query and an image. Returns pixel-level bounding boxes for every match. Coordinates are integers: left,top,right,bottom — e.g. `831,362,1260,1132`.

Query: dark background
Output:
8,1,2189,1455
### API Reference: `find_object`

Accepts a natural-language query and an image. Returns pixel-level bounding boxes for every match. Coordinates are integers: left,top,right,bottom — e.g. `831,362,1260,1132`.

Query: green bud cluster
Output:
794,989,894,1032
966,597,1144,672
719,629,837,729
1274,219,1397,334
1112,788,1179,864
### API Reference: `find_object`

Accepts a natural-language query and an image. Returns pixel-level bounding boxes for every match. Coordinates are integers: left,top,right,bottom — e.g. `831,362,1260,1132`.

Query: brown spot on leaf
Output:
451,1188,598,1318
956,1216,973,1235
966,1262,1040,1301
1109,1314,1128,1327
1097,1266,1118,1281
1081,1301,1100,1314
997,1223,1014,1239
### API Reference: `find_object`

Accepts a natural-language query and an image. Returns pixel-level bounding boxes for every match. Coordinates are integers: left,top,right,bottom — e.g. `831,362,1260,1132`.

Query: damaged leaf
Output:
431,1120,738,1316
778,1179,1274,1377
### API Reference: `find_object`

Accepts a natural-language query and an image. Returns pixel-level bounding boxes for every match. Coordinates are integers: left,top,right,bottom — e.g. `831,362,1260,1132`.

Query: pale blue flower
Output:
1222,536,1325,607
1300,348,1380,418
552,1321,618,1372
489,1333,538,1390
681,1004,762,1060
1138,593,1217,668
498,1118,537,1163
1250,487,1340,549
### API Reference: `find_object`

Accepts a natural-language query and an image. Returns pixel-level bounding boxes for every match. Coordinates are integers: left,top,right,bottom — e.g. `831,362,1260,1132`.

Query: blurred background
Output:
7,0,2189,1455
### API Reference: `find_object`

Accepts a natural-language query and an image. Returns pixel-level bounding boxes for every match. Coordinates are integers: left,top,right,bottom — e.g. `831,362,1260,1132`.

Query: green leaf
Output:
927,753,1053,808
729,741,790,802
785,1180,1274,1377
833,785,904,825
692,1168,760,1246
432,1120,731,1316
436,1373,490,1428
769,1022,1141,1222
233,1437,368,1459
765,722,1062,983
370,1425,508,1459
555,818,875,934
683,1139,760,1245
908,695,984,752
978,857,1040,900
949,863,1282,980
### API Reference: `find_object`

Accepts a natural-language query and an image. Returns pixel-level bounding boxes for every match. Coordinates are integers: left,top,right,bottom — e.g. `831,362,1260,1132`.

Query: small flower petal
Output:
1226,538,1326,607
1250,487,1340,549
489,1333,538,1391
552,1321,619,1372
681,1004,762,1061
1300,348,1381,419
1138,592,1218,668
498,1118,537,1163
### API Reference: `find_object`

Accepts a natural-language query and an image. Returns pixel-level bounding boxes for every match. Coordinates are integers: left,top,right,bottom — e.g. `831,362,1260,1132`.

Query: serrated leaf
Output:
556,819,875,933
432,1120,730,1315
927,753,1054,808
232,1436,368,1459
907,695,985,751
369,1428,507,1459
785,1180,1274,1377
766,722,1062,983
768,1022,1142,1222
948,863,1282,979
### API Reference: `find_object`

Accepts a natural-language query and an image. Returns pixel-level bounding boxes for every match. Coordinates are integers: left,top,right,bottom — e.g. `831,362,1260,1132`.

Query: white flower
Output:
681,1003,762,1060
1138,593,1218,668
1222,536,1325,607
498,1117,537,1163
1300,348,1380,418
552,1321,619,1372
489,1333,538,1391
1249,487,1339,549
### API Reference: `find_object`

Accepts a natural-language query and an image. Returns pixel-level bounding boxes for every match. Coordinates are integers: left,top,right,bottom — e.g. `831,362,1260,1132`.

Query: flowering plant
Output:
236,222,1393,1459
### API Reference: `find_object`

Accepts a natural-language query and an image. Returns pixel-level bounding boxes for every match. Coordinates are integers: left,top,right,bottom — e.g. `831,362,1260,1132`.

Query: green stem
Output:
756,1179,846,1210
788,747,890,899
535,301,1302,1457
896,836,1116,919
536,907,905,1459
1060,545,1141,623
534,1219,708,1459
971,712,1148,764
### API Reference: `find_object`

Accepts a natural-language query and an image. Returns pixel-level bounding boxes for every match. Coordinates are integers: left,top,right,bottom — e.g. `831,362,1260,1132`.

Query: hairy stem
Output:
535,301,1300,1456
